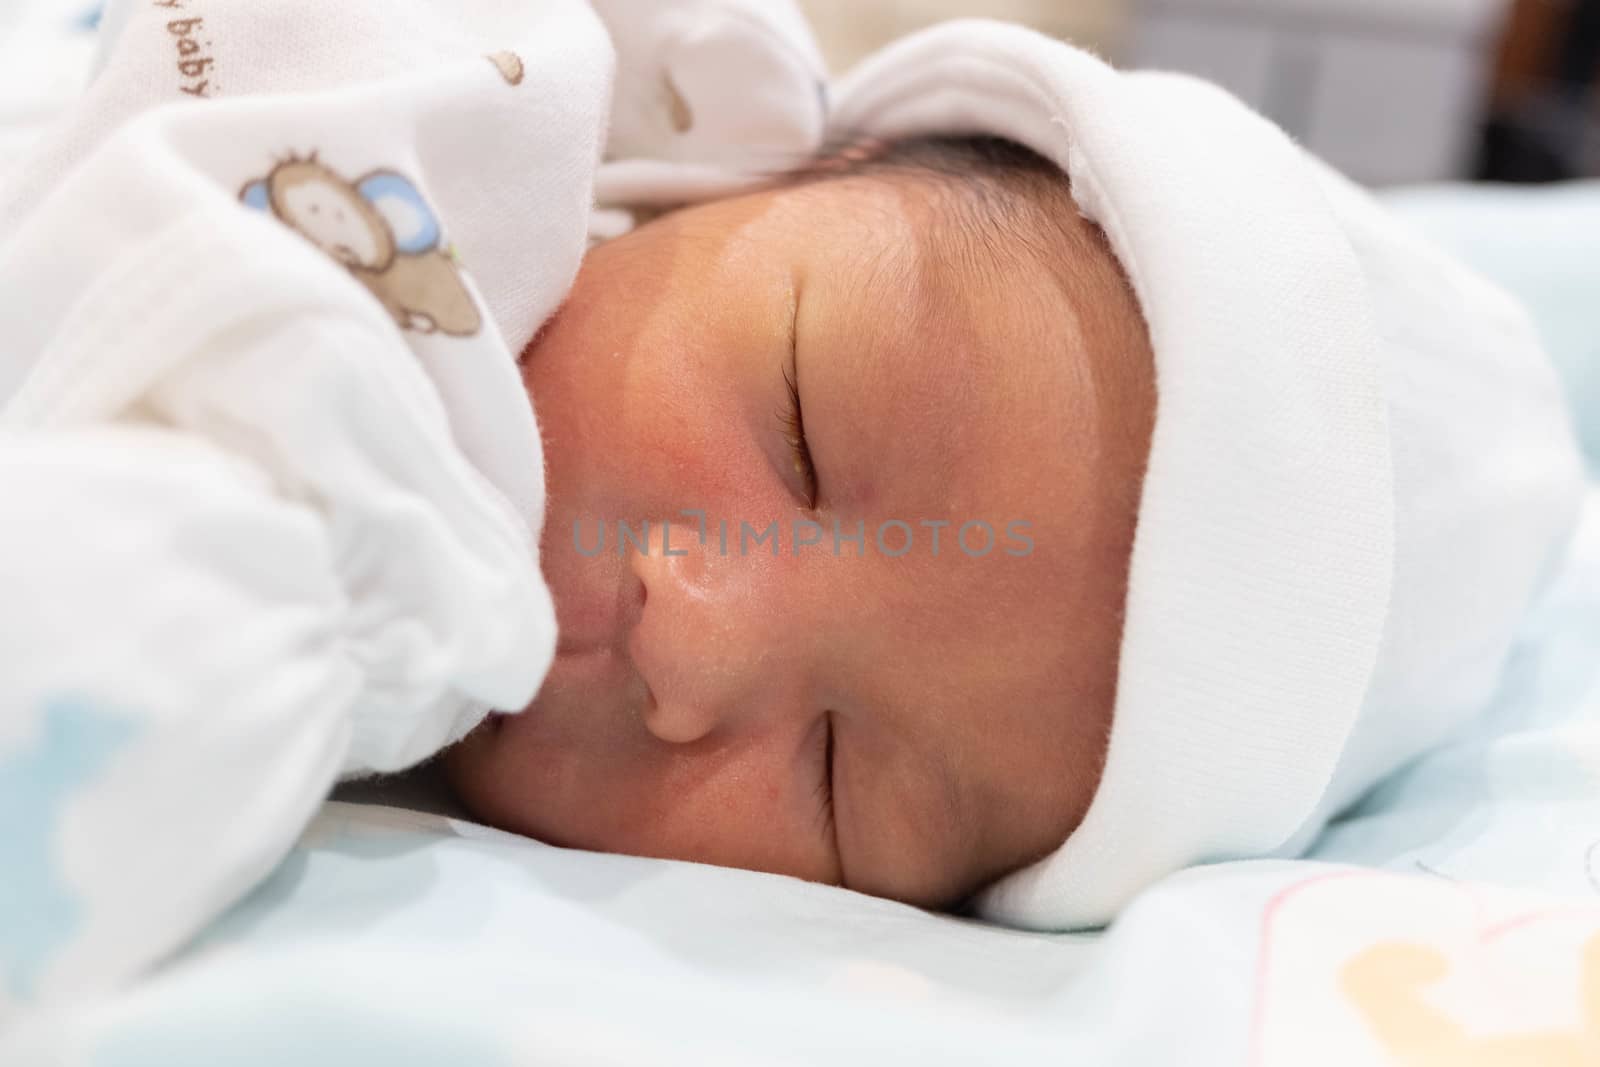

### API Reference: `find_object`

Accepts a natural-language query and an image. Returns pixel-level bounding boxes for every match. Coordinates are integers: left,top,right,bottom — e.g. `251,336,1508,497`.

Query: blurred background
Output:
800,0,1600,185
3,1,1597,187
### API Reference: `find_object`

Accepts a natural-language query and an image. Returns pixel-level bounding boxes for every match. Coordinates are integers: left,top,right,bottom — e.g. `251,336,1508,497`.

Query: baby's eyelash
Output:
779,365,818,509
813,712,836,835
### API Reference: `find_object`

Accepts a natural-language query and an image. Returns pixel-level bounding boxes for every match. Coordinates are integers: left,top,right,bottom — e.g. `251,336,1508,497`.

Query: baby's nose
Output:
625,513,809,745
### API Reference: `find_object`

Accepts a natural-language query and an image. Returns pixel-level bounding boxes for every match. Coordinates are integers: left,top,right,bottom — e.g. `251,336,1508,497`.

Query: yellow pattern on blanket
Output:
1342,933,1600,1066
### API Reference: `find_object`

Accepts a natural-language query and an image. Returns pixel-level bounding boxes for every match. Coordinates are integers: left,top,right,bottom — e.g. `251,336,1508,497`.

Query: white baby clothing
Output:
0,0,823,1014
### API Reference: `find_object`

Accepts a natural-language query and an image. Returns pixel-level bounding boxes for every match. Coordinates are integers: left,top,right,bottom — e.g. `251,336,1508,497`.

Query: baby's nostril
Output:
622,551,648,620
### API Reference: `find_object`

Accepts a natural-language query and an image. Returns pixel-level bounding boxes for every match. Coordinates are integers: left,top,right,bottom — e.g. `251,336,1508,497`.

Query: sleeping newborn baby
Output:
446,135,1157,908
442,17,1586,930
0,0,1585,1008
450,75,1586,927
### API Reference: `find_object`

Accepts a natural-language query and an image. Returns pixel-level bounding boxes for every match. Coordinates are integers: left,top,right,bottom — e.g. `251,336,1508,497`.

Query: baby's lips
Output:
464,711,513,743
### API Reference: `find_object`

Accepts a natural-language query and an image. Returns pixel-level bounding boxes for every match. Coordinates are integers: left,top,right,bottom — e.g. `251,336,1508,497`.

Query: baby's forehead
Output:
787,195,1119,507
807,166,1130,352
807,165,1129,369
776,153,1155,580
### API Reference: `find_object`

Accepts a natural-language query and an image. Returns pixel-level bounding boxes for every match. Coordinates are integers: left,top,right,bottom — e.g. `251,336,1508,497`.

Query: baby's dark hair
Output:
787,133,1067,189
781,134,1090,270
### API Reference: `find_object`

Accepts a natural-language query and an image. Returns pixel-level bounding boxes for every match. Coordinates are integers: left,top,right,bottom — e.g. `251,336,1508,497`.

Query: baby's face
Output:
447,172,1154,908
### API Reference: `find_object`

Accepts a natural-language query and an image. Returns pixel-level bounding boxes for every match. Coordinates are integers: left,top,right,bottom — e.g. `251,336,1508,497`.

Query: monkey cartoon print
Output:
241,155,483,337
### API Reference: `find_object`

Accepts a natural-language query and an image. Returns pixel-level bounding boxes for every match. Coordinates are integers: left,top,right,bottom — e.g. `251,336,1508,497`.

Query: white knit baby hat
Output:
827,20,1584,931
596,9,1585,931
829,20,1395,929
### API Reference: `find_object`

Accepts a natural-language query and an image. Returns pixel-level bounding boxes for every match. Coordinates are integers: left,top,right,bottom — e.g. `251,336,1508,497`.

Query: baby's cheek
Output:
451,710,823,879
531,356,767,524
577,737,829,883
624,379,783,517
628,744,829,881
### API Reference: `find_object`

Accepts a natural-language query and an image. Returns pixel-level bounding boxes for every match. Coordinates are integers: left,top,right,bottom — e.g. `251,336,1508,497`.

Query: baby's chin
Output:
440,719,502,822
441,667,630,840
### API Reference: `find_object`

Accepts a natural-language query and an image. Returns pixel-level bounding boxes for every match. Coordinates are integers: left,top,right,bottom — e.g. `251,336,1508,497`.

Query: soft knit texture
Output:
0,0,617,1010
825,21,1586,930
